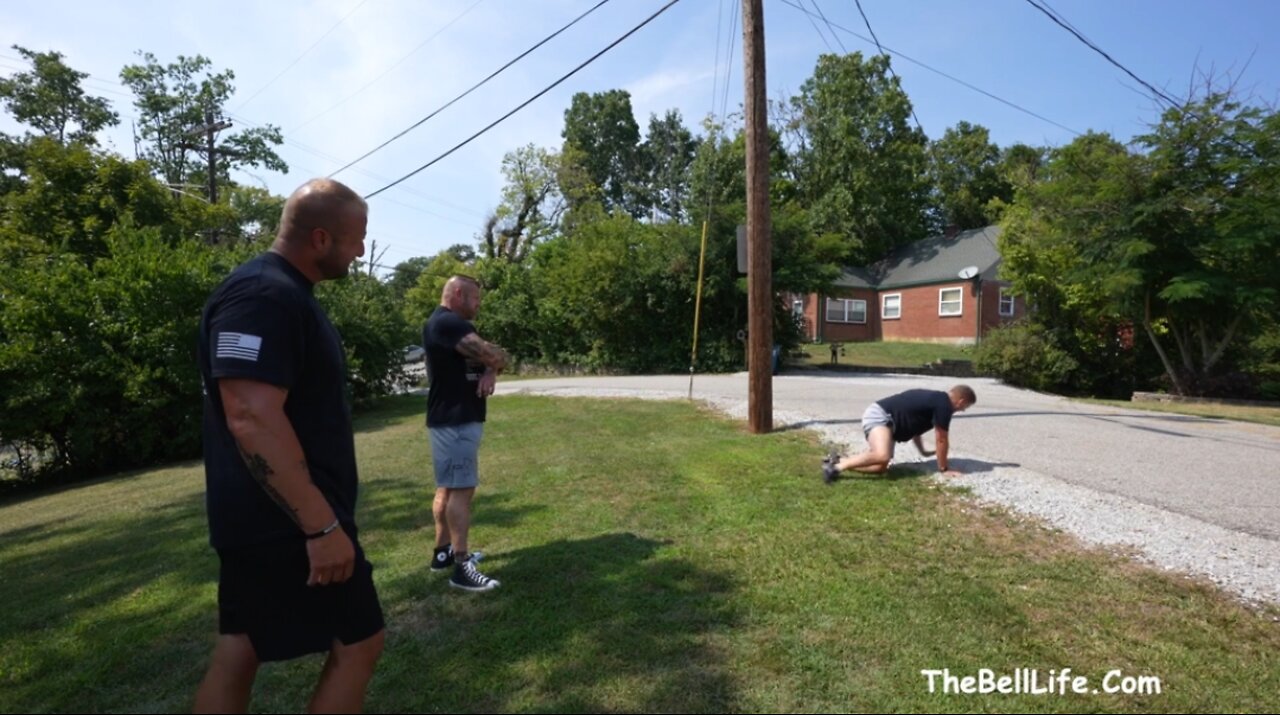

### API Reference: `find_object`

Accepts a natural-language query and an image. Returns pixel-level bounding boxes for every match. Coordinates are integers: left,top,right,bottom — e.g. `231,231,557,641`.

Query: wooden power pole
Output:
742,0,772,434
181,112,243,242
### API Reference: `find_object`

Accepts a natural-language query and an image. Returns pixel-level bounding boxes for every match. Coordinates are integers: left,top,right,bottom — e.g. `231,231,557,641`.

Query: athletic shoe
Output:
822,456,840,485
450,555,500,592
431,544,483,572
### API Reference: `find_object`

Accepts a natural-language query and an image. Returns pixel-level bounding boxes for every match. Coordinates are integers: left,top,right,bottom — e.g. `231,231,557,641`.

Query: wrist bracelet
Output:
305,519,341,540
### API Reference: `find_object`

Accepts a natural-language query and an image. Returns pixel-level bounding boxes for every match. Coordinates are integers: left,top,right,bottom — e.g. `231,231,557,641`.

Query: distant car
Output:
403,345,425,362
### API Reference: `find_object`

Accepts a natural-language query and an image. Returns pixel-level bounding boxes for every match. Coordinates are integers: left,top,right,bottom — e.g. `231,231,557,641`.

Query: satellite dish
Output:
958,266,980,280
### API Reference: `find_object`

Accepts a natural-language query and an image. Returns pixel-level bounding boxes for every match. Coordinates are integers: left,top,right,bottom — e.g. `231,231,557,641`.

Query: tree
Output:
928,121,1010,230
0,137,224,262
222,184,284,243
640,109,698,222
999,90,1280,396
0,45,118,145
482,145,564,262
998,142,1048,190
119,52,286,199
384,255,433,303
561,90,642,216
401,251,469,328
316,272,411,406
785,52,932,263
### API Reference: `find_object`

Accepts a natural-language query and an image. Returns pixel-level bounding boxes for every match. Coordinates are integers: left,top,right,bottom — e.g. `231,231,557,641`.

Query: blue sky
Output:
3,0,1278,269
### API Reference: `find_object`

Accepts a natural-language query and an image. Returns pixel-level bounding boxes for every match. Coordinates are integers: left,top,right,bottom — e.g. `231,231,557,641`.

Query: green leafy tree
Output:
0,45,118,145
483,145,565,262
0,226,239,481
928,121,1010,230
0,138,224,262
640,109,698,222
120,52,286,196
785,52,932,263
402,251,469,328
1000,91,1280,395
562,90,642,216
316,272,411,406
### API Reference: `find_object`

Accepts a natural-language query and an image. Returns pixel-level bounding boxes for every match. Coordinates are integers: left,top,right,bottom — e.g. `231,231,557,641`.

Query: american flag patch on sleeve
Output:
216,332,264,362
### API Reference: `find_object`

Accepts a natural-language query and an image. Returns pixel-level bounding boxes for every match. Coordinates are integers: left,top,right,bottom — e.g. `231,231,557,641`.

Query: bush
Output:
0,226,238,483
317,271,412,407
973,321,1078,392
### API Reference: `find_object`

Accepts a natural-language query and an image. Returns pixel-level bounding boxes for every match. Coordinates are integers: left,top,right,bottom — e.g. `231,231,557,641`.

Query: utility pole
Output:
742,0,772,434
183,112,235,204
180,111,245,243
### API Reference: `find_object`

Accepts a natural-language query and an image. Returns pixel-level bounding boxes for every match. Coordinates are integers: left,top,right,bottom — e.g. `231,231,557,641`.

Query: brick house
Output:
795,225,1027,345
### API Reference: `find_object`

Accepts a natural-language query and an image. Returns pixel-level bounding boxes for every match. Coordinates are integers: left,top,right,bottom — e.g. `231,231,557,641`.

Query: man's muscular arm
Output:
457,333,510,372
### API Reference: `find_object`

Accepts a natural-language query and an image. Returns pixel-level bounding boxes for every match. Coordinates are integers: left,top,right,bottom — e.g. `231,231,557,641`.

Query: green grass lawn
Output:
795,341,973,369
1079,397,1280,429
1,395,1277,713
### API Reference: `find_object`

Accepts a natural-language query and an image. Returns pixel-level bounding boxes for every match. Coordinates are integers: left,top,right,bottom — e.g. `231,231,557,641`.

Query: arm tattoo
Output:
236,445,301,526
458,334,510,369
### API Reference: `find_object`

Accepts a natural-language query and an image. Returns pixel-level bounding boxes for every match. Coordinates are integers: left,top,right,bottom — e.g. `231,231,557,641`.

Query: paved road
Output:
499,372,1280,542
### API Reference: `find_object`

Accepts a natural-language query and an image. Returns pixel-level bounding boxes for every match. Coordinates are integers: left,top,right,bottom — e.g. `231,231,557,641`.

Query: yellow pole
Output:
688,218,711,399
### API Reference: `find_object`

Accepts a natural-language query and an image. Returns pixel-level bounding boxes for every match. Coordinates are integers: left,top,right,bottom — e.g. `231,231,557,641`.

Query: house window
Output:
999,288,1016,317
826,298,867,324
939,288,963,317
882,294,901,320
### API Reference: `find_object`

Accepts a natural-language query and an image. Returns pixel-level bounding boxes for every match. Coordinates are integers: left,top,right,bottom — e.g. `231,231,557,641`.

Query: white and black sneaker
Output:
431,544,484,572
449,555,500,592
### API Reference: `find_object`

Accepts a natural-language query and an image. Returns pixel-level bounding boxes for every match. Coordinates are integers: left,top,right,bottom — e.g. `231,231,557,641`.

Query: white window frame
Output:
999,288,1016,317
826,297,867,324
881,293,902,320
938,287,964,317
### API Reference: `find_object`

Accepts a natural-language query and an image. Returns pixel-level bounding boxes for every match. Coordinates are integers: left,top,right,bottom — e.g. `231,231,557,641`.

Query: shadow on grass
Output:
352,394,427,433
375,532,740,713
358,476,548,534
0,492,215,712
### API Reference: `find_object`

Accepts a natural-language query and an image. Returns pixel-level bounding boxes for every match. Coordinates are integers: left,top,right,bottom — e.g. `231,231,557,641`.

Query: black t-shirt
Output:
876,389,955,442
423,306,486,427
197,252,358,550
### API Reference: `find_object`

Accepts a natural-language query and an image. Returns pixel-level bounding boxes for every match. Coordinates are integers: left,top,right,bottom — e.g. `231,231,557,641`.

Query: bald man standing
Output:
194,179,384,713
423,275,509,592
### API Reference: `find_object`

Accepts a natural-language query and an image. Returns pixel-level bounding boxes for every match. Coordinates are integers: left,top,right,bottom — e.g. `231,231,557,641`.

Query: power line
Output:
329,0,614,179
234,0,374,113
851,0,926,135
289,0,487,135
364,0,684,200
809,0,848,54
228,111,487,221
796,0,836,53
1022,0,1180,108
719,0,740,122
776,0,1081,136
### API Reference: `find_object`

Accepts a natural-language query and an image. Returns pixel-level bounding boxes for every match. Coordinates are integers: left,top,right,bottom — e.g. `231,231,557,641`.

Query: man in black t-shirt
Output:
423,275,509,592
193,179,383,713
822,385,977,484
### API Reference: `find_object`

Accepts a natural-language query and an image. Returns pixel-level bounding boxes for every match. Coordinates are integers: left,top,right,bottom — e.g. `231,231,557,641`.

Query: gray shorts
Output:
861,403,896,456
428,423,484,489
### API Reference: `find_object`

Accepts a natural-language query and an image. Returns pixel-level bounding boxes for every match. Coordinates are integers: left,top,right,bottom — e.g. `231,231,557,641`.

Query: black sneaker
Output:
430,544,454,571
822,455,840,485
450,555,500,592
432,544,484,572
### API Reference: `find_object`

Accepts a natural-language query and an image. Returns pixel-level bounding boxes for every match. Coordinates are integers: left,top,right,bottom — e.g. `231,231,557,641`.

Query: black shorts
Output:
217,532,385,662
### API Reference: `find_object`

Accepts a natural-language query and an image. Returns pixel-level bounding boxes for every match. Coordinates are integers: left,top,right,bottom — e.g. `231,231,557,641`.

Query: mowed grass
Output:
795,341,973,369
1079,397,1280,429
1,395,1277,713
